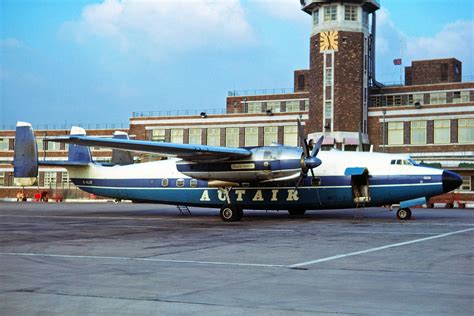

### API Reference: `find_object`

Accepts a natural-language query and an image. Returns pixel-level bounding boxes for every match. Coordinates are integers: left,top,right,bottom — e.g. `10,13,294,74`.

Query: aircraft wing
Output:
46,135,252,162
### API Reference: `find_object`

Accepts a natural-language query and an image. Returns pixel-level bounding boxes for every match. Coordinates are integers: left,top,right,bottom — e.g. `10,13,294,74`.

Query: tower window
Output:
297,74,305,90
344,5,358,21
324,5,337,22
313,9,319,25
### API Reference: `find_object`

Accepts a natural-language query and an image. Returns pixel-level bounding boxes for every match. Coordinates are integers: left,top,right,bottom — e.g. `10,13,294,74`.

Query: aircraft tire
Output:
396,208,411,220
288,208,306,216
220,205,243,222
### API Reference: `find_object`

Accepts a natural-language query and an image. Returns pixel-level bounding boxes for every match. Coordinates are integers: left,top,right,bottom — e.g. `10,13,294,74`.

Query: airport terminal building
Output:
0,0,473,203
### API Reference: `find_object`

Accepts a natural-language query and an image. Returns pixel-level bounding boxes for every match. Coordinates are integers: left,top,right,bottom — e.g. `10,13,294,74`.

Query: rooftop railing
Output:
228,88,295,97
131,108,226,118
0,122,129,131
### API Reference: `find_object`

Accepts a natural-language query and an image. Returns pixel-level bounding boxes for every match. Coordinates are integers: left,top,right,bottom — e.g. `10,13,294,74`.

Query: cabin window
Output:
161,178,169,187
458,118,474,143
190,179,198,188
176,179,185,187
283,126,298,146
189,128,202,145
411,121,427,144
225,128,240,147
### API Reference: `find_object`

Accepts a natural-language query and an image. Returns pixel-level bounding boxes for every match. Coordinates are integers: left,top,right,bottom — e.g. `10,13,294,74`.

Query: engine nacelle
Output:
176,146,303,183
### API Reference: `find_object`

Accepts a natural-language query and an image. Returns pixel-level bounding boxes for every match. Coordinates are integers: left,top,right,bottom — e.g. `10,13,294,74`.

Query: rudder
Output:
13,121,38,185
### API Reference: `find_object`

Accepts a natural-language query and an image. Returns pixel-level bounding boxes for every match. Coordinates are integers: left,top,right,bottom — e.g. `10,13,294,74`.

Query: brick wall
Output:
404,58,462,86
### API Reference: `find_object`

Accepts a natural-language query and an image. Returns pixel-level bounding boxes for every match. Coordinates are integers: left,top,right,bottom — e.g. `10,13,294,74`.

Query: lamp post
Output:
382,109,386,152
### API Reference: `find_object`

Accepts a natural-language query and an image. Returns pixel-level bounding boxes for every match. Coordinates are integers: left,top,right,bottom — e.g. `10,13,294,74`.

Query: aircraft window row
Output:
390,159,414,166
161,178,198,188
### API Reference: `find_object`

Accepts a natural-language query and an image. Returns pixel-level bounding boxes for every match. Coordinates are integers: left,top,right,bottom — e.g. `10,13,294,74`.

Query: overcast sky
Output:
1,0,473,127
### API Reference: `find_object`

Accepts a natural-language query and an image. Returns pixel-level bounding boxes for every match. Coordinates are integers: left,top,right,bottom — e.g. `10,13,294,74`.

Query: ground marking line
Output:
288,227,474,268
0,252,286,268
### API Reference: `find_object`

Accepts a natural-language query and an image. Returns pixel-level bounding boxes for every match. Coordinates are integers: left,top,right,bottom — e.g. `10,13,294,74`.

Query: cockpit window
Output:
391,159,414,166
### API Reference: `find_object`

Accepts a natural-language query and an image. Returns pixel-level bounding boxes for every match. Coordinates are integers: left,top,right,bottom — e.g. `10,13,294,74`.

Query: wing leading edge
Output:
46,135,252,162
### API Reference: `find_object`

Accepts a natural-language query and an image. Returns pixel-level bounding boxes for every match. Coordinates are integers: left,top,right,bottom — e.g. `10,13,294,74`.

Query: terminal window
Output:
387,122,404,145
189,128,202,145
207,128,221,146
434,120,450,144
245,127,258,147
171,129,184,144
152,129,166,142
283,126,298,147
225,128,240,147
0,138,8,150
458,118,474,143
411,121,427,145
264,126,278,146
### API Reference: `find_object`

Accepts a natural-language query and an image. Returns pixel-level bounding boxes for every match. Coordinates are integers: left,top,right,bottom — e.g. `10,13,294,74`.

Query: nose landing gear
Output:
396,207,412,220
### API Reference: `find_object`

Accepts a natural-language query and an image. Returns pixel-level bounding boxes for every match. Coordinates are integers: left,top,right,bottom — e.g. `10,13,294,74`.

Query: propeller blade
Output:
310,136,324,157
297,118,309,157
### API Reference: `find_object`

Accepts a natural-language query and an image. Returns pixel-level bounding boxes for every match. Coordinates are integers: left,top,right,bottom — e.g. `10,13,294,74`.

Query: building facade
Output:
0,0,473,202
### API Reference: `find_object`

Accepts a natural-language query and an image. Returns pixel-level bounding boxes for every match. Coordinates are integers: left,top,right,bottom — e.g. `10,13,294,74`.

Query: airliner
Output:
13,121,462,221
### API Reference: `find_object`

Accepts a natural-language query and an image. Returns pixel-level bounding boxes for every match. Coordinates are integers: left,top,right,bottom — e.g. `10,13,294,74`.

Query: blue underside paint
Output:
72,174,444,210
400,197,427,209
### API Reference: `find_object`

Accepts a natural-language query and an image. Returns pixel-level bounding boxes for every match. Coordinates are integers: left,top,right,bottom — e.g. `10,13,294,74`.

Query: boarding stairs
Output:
177,205,191,216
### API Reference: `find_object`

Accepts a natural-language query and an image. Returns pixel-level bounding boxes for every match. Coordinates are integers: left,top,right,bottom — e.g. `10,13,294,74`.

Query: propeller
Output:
296,118,324,187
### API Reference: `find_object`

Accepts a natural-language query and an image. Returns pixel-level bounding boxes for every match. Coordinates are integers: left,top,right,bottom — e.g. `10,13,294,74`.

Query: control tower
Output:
301,0,380,148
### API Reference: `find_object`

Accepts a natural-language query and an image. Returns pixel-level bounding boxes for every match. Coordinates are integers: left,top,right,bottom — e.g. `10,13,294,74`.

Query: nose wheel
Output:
396,208,412,220
220,205,243,222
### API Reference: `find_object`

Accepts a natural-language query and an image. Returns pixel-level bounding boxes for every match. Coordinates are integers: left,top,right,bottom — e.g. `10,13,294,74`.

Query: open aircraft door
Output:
345,167,371,204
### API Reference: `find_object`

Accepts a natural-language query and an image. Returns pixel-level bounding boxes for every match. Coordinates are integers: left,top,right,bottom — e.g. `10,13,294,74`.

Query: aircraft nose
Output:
442,170,463,193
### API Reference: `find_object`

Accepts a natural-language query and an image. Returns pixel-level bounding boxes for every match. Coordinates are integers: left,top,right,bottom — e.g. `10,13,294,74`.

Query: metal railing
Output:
131,108,226,118
228,88,295,97
0,122,129,131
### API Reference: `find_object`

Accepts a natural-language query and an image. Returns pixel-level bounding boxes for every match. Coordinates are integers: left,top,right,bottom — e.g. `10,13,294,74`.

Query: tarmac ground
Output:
0,202,473,315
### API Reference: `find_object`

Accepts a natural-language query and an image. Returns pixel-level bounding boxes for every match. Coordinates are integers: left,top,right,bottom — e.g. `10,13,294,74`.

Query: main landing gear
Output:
396,207,412,220
220,205,243,222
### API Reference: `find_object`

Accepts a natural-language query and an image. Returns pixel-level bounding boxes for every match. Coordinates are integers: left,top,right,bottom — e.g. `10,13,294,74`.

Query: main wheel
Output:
288,208,306,216
220,205,243,222
396,208,412,220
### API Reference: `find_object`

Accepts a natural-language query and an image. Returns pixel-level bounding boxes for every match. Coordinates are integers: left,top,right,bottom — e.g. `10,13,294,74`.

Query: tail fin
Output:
111,131,134,165
68,126,92,163
13,121,38,186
